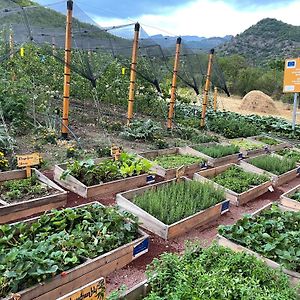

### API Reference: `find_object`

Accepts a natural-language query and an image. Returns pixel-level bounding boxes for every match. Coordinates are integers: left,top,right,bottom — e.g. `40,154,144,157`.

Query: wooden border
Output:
280,184,300,210
0,168,67,224
241,154,300,187
193,163,272,206
3,202,149,300
138,147,207,179
116,177,230,240
247,135,291,152
217,203,300,285
54,157,156,198
228,137,267,158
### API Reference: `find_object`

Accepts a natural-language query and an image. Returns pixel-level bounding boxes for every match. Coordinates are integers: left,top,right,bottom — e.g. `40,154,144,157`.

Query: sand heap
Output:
240,90,279,114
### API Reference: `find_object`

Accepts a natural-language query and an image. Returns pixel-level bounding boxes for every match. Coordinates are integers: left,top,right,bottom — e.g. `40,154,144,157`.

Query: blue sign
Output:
146,175,155,184
221,200,230,214
133,238,149,257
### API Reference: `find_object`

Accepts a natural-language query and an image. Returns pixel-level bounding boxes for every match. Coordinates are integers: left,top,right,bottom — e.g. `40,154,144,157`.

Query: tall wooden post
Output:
200,49,214,127
213,87,218,112
61,0,73,139
127,22,140,125
167,37,181,129
52,36,56,56
9,30,14,59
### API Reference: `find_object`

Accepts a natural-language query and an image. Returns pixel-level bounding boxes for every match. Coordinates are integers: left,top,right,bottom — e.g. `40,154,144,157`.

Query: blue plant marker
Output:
146,175,155,184
133,238,149,257
221,200,230,214
238,152,243,160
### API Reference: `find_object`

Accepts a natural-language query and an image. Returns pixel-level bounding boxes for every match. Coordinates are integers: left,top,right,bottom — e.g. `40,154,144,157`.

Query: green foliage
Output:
154,154,205,169
145,243,297,299
0,203,139,297
248,154,296,175
133,180,225,225
0,151,9,172
193,144,239,158
291,191,300,202
61,152,153,186
276,148,300,163
212,165,269,193
256,136,280,145
230,138,264,151
219,204,300,272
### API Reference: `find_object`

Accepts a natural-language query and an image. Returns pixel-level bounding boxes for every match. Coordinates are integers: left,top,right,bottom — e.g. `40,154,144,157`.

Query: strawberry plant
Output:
193,144,240,158
154,154,205,169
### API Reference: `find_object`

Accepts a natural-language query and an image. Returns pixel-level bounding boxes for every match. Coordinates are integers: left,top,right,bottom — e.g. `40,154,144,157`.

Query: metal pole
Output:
292,92,298,130
213,86,218,112
127,22,140,125
200,49,214,127
61,0,73,139
167,37,182,129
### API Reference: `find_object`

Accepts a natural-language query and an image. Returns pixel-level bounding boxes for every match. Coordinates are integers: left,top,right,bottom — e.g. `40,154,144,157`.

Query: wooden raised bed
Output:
193,163,272,206
240,154,300,187
229,137,267,158
280,184,300,211
54,157,156,198
116,177,230,240
0,168,67,224
3,202,149,300
217,203,300,285
248,135,290,152
138,147,207,180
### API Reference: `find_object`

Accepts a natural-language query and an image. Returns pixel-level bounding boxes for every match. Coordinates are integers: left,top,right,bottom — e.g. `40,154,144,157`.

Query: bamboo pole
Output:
213,87,218,112
9,30,14,59
127,22,140,125
200,49,214,127
167,37,182,129
61,0,73,139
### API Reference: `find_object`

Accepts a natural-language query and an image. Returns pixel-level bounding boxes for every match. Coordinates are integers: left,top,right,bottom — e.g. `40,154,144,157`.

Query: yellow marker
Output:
283,58,300,93
20,47,24,57
122,67,126,75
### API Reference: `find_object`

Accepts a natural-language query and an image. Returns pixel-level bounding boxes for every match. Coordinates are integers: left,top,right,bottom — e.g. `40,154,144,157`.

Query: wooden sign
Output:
111,145,122,161
16,153,40,168
283,58,300,93
176,165,185,181
57,277,105,300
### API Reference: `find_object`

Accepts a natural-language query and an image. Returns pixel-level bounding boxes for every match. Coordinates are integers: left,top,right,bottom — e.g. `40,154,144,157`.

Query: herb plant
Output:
230,138,264,151
154,154,205,169
133,180,225,225
219,204,300,273
276,148,300,163
291,191,300,202
248,155,296,175
212,165,269,193
0,203,139,297
193,144,239,158
256,136,280,145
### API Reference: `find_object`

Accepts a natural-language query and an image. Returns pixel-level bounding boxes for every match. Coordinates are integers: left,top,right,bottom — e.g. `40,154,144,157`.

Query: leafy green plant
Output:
154,154,205,169
133,180,224,225
291,191,300,202
219,204,300,272
193,144,240,158
0,151,9,172
212,165,269,193
276,148,300,163
256,136,281,145
0,203,139,298
145,243,297,299
230,138,264,151
248,154,296,175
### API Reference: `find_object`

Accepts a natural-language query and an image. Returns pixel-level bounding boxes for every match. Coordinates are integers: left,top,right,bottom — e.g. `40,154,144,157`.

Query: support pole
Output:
127,22,140,125
213,86,218,112
61,0,73,139
167,37,182,129
52,36,56,56
292,92,298,130
200,49,214,127
9,30,14,59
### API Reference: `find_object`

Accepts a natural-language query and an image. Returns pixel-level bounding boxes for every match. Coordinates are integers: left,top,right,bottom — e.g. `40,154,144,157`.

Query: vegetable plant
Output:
133,180,225,225
154,154,205,169
256,136,280,145
291,191,300,202
193,144,239,158
230,138,264,151
276,148,300,163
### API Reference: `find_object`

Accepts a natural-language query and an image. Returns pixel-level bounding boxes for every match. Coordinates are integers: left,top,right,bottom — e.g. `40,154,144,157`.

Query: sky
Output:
36,0,300,37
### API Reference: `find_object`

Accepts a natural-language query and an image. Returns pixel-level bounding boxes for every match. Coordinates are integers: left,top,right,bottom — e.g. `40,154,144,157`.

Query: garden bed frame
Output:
138,147,207,180
116,177,230,240
217,202,300,285
3,202,149,300
54,157,156,198
248,135,290,152
193,163,272,206
229,137,267,158
280,184,300,211
0,168,67,224
240,154,300,187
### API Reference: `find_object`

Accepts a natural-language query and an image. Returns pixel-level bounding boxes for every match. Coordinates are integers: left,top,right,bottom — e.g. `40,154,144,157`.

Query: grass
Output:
212,165,269,193
230,138,264,151
154,154,205,169
248,155,296,175
276,148,300,163
193,144,239,158
256,136,280,145
132,180,225,225
291,191,300,202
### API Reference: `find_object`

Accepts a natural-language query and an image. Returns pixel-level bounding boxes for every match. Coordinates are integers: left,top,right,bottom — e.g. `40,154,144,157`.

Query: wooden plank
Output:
120,280,150,300
280,184,300,211
0,169,26,183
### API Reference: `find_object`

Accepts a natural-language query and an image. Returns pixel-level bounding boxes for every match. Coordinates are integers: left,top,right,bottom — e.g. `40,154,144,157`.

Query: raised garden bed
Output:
189,143,241,167
218,203,300,285
0,168,67,224
280,184,300,211
54,152,156,198
248,135,290,152
116,177,229,240
0,202,149,300
138,147,207,179
193,163,272,206
229,137,266,157
276,148,300,164
241,153,300,186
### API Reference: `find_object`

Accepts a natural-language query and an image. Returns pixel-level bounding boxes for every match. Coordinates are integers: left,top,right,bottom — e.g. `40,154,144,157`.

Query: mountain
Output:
218,18,300,64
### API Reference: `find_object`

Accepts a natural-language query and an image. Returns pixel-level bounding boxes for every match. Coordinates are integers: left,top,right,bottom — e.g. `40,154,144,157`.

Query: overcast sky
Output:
36,0,300,37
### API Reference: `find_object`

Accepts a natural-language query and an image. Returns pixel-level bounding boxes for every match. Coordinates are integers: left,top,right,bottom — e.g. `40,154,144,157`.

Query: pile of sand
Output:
240,90,279,114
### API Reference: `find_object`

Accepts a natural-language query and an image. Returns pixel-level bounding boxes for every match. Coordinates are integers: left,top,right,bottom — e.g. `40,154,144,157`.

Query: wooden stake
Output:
52,36,57,56
127,23,140,125
26,166,31,178
61,0,73,139
167,37,182,129
9,30,14,59
213,86,218,112
200,49,214,127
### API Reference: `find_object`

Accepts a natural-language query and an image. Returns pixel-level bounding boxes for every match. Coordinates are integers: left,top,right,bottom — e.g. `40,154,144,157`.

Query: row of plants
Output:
193,144,240,158
276,148,300,163
0,203,139,298
132,180,225,225
212,165,269,193
153,154,205,169
255,136,281,145
219,204,300,273
229,138,264,151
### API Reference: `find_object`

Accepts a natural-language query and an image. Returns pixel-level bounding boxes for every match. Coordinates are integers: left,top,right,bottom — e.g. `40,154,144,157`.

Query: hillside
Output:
219,18,300,64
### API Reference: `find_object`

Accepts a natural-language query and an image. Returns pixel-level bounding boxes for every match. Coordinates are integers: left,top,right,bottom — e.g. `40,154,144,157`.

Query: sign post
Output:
16,152,41,177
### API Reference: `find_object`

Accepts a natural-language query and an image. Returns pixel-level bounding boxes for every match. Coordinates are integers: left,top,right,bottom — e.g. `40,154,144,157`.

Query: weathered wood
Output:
229,138,266,158
280,184,300,211
0,169,26,183
117,177,230,240
119,280,150,300
247,135,291,152
3,202,149,300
